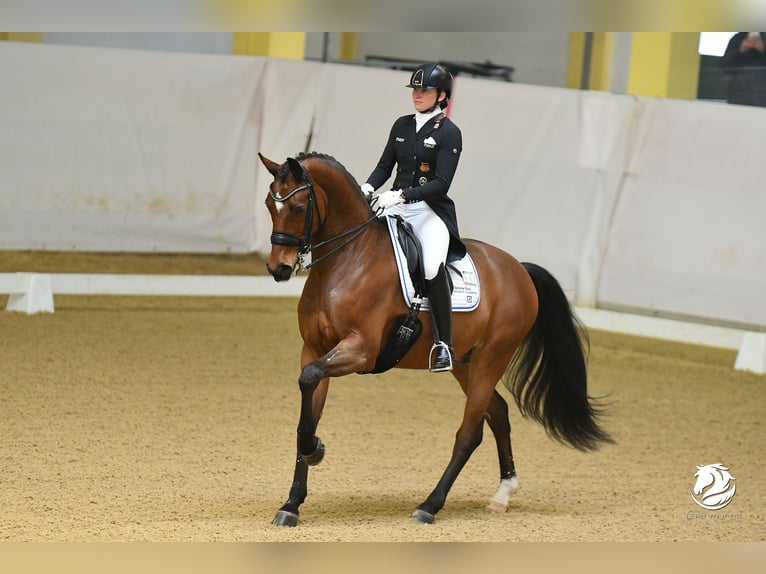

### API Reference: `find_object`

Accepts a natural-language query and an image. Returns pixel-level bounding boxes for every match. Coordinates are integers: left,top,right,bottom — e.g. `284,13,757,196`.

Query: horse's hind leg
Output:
410,341,522,524
453,369,519,514
484,390,519,513
410,359,501,524
410,409,486,524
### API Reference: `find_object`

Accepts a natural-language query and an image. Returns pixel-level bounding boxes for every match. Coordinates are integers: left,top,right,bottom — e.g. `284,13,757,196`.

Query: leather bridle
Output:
268,159,377,270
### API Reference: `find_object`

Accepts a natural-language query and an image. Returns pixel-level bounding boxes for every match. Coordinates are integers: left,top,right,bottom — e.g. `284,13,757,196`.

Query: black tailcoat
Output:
366,113,467,261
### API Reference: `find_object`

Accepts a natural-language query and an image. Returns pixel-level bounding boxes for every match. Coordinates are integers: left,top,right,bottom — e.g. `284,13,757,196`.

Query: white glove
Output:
376,189,405,210
360,182,374,198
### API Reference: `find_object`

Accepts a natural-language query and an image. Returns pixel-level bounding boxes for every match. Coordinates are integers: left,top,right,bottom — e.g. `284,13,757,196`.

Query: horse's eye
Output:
294,204,306,215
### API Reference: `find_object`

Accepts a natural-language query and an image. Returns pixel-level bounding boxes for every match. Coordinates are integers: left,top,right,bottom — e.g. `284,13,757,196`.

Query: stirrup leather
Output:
429,342,454,372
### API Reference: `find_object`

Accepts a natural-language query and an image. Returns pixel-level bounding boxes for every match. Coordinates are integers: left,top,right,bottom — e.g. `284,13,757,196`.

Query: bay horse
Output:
259,151,613,527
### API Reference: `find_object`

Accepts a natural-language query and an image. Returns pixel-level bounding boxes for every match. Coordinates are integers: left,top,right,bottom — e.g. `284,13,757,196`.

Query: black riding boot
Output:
428,263,454,372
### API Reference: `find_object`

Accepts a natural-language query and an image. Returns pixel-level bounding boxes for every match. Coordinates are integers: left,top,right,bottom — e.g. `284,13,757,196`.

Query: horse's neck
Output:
309,167,387,274
310,166,376,238
317,200,385,259
321,198,373,237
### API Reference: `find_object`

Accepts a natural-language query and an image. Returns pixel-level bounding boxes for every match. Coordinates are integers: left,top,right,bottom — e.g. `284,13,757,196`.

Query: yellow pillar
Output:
232,32,305,60
627,33,700,99
567,33,614,92
589,33,614,92
338,33,357,61
0,32,43,43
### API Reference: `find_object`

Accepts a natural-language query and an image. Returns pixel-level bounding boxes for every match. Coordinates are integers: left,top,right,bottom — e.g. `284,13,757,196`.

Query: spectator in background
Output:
720,32,766,107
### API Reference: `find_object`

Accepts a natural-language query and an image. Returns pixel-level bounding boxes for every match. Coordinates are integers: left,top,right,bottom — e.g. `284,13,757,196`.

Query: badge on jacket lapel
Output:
418,176,428,185
419,162,430,173
423,136,437,149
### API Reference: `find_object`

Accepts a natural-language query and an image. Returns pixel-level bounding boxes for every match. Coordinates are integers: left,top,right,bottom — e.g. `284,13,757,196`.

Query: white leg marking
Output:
487,476,519,513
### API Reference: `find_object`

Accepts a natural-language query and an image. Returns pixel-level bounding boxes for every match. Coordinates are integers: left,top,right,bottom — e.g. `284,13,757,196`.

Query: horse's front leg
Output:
272,338,370,527
296,361,328,466
271,372,329,527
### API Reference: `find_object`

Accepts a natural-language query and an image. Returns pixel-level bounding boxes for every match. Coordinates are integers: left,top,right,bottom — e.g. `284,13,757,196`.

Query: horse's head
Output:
260,151,375,280
692,465,716,494
691,463,737,510
259,153,320,281
693,463,733,495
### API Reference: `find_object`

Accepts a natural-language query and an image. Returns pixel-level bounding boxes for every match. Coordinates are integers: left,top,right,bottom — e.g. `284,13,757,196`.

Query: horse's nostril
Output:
269,263,293,282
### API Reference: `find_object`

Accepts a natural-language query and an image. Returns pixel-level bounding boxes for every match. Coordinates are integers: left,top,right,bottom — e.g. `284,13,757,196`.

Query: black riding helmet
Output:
406,63,453,109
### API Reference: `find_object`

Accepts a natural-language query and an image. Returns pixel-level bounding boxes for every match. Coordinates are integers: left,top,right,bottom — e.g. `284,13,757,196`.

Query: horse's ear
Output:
286,157,305,182
258,153,280,176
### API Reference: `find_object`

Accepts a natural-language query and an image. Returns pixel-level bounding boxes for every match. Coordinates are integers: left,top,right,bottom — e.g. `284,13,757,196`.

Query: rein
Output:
269,159,377,270
303,213,378,269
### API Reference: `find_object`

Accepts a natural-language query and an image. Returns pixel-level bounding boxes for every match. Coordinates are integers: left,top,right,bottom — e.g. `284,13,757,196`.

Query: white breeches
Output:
383,201,449,280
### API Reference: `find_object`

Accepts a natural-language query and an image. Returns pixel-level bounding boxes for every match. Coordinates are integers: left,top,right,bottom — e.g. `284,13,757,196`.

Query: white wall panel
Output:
0,42,265,253
2,42,764,328
597,98,766,328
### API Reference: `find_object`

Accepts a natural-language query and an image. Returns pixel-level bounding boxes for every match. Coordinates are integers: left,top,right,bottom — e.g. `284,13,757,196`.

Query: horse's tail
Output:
503,262,614,451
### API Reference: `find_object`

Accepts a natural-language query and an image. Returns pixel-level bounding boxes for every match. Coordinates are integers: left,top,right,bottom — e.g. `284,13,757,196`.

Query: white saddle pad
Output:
385,216,480,312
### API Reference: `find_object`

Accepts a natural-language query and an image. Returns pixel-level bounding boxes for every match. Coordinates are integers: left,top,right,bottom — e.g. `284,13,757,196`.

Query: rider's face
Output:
412,87,441,112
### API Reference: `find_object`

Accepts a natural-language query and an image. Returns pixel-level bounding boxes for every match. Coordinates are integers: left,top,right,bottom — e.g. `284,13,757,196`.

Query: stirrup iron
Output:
429,341,453,372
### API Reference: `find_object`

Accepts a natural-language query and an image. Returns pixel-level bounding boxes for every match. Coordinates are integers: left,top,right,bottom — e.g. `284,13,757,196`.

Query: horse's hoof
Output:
302,438,325,466
410,508,435,524
272,510,299,527
487,500,508,514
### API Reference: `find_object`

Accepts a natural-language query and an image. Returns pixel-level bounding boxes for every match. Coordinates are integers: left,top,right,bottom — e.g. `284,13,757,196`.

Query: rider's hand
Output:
361,183,374,203
376,189,405,210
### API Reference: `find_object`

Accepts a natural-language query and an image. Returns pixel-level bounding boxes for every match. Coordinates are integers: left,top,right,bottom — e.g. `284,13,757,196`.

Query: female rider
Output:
362,63,466,372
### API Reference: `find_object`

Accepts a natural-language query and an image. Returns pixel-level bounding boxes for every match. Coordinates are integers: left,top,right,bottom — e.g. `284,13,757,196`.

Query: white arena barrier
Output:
734,332,766,374
2,273,54,314
2,271,763,374
0,272,305,313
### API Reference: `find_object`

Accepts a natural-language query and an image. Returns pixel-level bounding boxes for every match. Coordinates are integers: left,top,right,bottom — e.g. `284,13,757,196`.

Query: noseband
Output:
269,159,377,270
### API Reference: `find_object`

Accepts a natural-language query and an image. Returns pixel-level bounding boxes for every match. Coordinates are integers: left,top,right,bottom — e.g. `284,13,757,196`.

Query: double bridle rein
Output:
268,160,377,270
